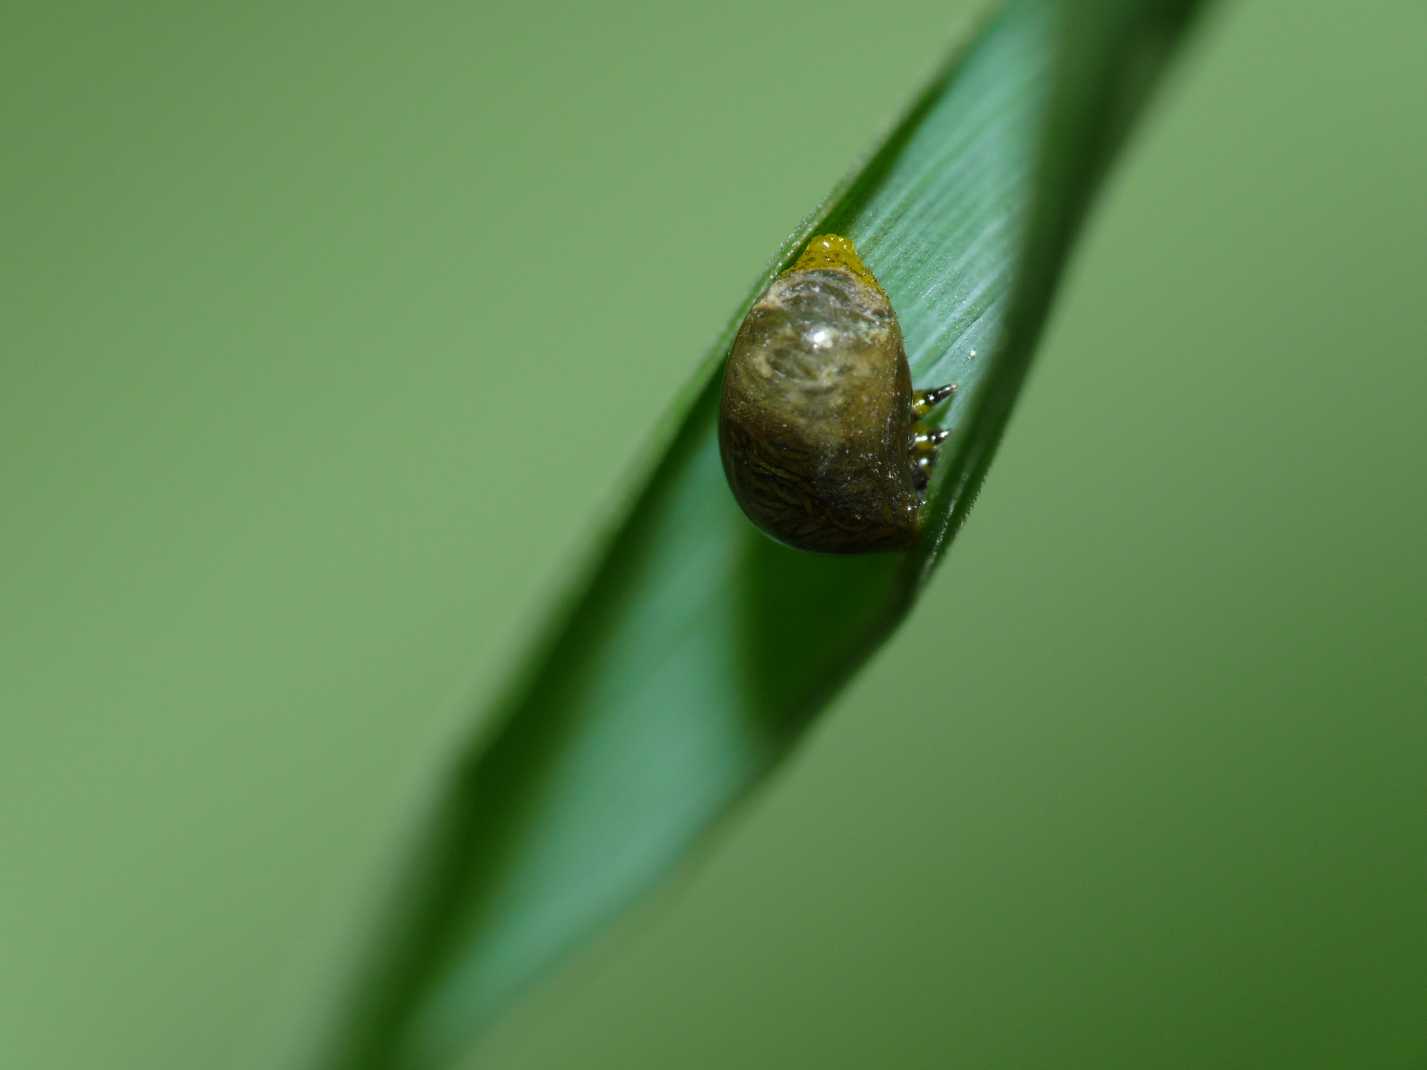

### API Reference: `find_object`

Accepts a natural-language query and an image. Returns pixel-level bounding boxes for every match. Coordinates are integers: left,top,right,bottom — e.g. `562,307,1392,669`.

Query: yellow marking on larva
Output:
785,234,883,294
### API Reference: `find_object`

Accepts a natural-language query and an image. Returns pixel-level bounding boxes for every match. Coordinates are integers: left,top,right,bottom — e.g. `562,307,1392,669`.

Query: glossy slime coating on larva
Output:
719,235,922,554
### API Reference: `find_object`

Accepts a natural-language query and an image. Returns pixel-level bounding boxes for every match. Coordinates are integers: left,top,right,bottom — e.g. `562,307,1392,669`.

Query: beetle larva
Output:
718,234,954,554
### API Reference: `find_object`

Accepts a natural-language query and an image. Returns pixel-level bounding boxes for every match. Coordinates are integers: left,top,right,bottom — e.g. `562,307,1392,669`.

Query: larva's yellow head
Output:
786,234,884,294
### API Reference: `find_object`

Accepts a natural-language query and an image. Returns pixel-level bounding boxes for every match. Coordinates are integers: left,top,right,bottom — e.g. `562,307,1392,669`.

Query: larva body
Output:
718,235,952,554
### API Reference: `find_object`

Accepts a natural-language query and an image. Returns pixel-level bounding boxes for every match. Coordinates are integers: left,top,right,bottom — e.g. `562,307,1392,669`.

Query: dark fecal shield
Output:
719,237,921,554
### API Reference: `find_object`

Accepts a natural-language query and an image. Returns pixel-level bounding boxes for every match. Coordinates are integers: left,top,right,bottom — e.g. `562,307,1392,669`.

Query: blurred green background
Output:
3,2,1424,1068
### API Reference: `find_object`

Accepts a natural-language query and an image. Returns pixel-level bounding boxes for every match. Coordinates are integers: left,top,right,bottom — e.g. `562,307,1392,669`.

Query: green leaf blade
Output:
311,3,1210,1067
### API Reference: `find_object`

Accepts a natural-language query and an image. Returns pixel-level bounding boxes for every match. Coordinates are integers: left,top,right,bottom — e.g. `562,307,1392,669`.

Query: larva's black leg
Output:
911,429,950,494
912,382,956,418
913,452,933,491
912,428,951,452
